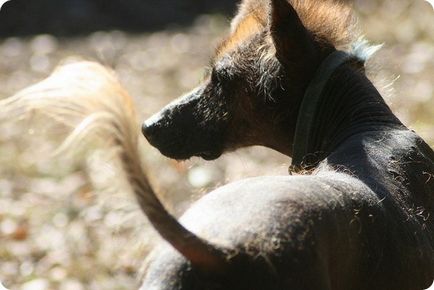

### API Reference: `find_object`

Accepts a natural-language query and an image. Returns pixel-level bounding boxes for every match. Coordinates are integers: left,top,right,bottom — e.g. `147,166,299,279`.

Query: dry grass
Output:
0,1,433,289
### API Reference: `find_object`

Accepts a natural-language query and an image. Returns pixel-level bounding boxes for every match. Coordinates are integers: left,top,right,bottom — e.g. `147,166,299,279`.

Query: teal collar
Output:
290,50,351,171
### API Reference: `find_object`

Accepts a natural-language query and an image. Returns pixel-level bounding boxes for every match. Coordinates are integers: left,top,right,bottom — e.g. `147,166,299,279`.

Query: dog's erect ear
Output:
269,0,317,65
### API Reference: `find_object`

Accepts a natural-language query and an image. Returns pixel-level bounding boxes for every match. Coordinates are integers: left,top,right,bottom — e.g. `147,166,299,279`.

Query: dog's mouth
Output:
155,144,222,161
196,150,222,161
142,119,224,161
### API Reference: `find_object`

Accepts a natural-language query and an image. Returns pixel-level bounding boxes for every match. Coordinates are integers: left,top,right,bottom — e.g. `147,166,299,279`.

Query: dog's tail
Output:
0,60,229,273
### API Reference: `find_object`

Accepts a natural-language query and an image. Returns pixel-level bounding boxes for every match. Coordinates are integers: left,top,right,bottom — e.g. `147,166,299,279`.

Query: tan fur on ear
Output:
218,0,357,59
290,0,356,49
230,0,265,32
217,13,264,59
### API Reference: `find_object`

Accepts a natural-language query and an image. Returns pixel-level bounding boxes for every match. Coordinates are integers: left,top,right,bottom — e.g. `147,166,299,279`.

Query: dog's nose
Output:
141,121,159,142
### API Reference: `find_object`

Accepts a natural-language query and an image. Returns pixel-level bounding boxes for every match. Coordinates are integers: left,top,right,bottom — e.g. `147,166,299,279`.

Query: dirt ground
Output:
0,1,433,289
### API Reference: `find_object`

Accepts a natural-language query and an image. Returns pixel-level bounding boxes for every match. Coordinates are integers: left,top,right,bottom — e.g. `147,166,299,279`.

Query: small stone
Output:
20,279,49,290
188,166,214,188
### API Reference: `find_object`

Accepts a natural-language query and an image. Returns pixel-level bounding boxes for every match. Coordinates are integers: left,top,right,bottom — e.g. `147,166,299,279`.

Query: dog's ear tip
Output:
269,0,304,35
268,0,315,64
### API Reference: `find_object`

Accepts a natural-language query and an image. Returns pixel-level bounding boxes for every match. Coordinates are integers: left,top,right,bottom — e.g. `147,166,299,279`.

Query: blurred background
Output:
0,0,433,289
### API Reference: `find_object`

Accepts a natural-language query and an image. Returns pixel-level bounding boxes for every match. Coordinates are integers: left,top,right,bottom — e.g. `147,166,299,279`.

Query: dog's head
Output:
142,0,349,159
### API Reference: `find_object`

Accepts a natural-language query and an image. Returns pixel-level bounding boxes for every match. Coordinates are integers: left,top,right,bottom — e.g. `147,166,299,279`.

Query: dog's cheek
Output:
222,91,259,150
186,94,227,151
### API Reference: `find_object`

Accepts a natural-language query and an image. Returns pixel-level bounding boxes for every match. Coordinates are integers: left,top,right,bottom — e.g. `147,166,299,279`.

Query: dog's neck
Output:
290,57,403,171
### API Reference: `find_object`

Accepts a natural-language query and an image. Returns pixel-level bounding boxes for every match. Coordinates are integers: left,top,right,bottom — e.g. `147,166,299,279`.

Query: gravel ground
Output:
0,1,433,289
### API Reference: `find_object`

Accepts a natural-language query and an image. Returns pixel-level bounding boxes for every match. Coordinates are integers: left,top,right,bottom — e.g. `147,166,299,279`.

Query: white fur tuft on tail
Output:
0,60,138,154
